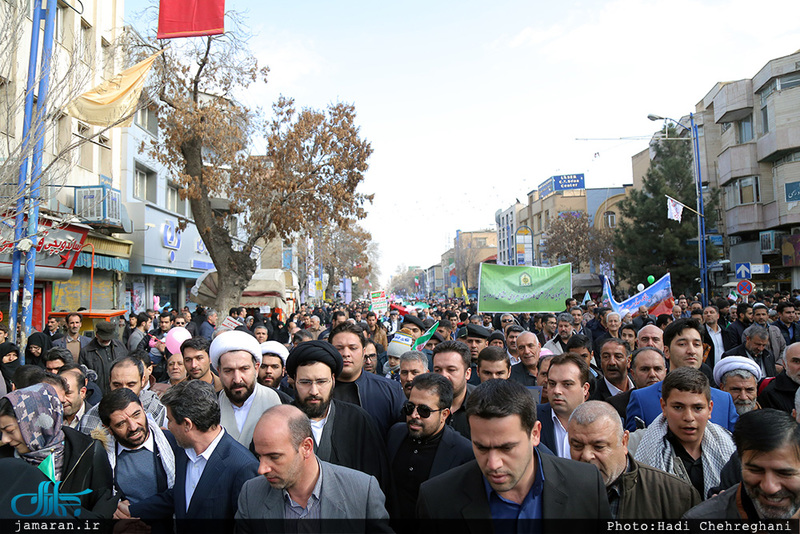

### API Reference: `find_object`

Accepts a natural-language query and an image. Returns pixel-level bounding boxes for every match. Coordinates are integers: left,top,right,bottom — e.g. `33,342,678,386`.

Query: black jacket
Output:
771,319,800,346
0,426,117,518
416,454,611,533
79,338,128,397
721,344,778,378
757,370,799,413
683,484,752,519
722,320,748,352
387,423,474,479
312,399,392,495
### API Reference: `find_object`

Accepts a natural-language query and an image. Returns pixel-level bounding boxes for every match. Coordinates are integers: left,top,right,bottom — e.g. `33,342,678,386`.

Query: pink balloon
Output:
165,327,192,355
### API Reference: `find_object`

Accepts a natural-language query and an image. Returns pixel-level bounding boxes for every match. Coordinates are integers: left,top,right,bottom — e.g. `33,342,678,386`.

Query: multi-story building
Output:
495,201,526,265
440,229,496,292
640,50,800,291
0,0,134,327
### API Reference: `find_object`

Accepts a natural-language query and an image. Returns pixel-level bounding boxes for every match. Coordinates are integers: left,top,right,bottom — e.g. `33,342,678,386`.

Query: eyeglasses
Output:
402,401,443,419
175,321,186,326
501,319,514,323
296,378,331,388
364,353,377,361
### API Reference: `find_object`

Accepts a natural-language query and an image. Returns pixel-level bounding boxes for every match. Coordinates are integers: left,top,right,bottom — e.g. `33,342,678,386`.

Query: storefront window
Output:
153,277,178,312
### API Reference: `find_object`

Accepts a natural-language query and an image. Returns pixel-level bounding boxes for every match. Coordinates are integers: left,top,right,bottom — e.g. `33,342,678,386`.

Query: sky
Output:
124,0,800,286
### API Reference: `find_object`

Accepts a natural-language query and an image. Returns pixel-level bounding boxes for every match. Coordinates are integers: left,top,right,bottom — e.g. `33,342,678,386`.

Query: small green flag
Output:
412,321,439,351
38,453,56,483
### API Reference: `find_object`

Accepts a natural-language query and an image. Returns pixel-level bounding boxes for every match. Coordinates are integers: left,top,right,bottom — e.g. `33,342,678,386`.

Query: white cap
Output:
260,341,290,365
209,330,262,370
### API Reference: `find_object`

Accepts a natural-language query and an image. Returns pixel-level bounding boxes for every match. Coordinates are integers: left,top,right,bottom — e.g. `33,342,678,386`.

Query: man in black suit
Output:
387,373,473,518
590,338,634,402
721,325,778,379
536,353,591,458
416,379,610,532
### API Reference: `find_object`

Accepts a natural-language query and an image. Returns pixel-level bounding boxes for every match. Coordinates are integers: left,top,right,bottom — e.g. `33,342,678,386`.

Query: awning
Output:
190,269,289,309
573,273,603,291
75,252,130,271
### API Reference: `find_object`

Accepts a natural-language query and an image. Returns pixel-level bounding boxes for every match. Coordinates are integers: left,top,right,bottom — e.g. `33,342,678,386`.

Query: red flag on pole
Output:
157,0,225,39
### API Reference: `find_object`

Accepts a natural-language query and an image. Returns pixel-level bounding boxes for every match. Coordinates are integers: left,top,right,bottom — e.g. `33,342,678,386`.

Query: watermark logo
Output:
11,481,92,517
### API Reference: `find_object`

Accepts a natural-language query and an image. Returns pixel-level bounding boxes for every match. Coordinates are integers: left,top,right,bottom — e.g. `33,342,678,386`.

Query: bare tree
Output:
124,19,373,311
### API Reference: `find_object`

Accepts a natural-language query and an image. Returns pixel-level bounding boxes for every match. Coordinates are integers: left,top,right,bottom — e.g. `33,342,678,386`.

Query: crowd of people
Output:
0,291,799,530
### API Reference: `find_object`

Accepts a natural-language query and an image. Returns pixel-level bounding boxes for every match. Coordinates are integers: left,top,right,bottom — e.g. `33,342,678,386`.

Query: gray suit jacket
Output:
235,459,391,533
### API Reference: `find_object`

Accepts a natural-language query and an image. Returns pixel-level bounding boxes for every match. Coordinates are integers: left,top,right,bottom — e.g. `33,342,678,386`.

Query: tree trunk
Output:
182,135,257,312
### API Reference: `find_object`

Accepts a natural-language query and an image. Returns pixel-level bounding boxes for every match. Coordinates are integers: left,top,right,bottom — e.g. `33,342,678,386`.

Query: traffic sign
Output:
751,263,771,275
737,280,754,296
735,262,752,280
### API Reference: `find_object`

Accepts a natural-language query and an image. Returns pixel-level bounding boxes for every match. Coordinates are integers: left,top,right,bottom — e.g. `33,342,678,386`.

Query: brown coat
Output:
619,456,702,520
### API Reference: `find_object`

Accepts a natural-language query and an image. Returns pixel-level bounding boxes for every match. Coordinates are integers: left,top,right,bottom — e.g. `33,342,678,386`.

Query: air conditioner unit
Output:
74,185,121,227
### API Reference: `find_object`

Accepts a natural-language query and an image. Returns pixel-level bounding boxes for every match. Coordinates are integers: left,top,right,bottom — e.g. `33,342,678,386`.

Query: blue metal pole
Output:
689,113,708,307
22,0,58,337
10,0,44,348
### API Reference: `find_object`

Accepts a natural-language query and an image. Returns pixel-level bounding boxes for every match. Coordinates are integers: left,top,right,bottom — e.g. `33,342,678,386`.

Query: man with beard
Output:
758,342,800,413
386,373,474,518
257,340,293,402
591,338,634,401
330,322,405,437
181,336,223,393
432,340,474,439
80,355,167,434
752,303,786,364
286,340,391,495
120,380,258,524
684,409,800,520
399,350,428,398
543,313,575,356
722,325,778,378
98,388,176,506
714,356,762,415
213,331,281,448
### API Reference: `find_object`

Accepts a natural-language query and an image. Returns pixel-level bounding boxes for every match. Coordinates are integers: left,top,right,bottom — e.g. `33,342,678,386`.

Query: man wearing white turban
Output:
714,355,763,415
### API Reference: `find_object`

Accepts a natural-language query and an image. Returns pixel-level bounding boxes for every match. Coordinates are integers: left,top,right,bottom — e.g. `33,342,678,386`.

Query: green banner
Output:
477,263,572,313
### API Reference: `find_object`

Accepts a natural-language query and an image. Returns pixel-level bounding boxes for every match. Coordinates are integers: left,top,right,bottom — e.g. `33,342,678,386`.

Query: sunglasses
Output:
402,401,443,419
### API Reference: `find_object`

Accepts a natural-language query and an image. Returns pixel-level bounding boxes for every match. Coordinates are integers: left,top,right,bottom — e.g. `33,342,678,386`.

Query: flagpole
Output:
652,112,709,307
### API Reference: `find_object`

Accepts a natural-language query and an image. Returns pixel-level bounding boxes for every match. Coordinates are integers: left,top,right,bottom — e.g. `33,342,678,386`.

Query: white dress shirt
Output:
231,392,256,433
707,324,725,367
550,408,570,459
184,427,225,511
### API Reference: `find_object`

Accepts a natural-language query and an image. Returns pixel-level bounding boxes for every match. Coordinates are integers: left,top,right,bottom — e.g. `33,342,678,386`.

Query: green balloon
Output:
647,275,655,284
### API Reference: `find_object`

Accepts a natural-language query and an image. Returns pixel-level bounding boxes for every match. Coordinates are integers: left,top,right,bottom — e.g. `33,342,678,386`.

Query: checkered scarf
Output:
3,383,65,480
633,413,735,497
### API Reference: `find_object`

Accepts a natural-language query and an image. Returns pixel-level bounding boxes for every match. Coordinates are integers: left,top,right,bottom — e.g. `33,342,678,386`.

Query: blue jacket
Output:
129,429,258,529
198,320,215,341
624,381,738,432
335,370,404,437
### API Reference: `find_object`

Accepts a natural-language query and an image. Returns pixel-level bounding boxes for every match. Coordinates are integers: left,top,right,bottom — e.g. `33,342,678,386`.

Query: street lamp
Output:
648,112,708,306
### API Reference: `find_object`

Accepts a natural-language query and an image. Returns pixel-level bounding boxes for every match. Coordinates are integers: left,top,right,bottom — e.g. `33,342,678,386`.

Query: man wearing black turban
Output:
286,340,393,503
